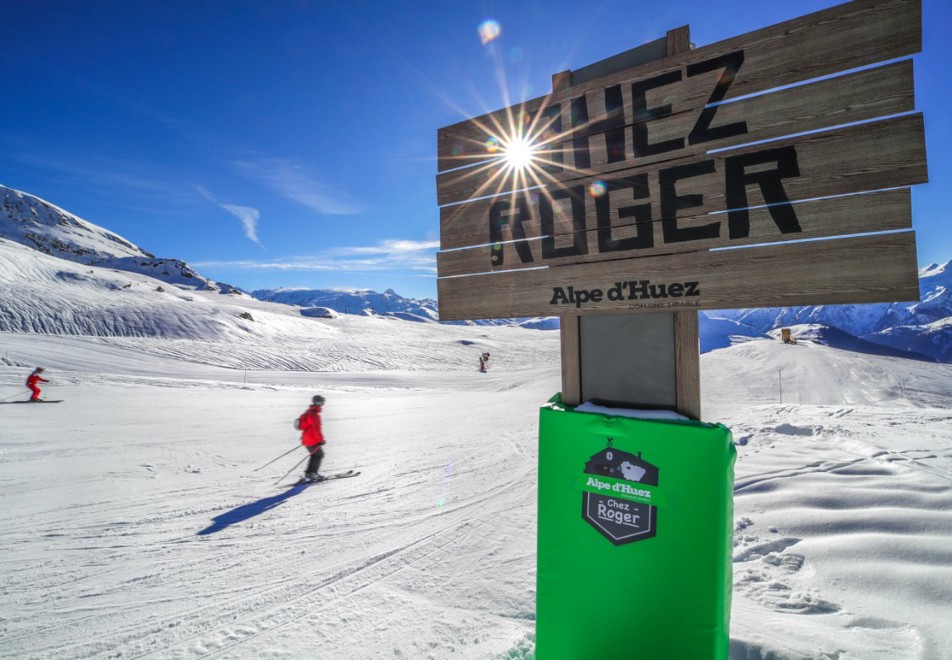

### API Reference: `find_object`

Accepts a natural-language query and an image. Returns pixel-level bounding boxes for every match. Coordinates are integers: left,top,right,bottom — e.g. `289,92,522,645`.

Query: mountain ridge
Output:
0,183,242,294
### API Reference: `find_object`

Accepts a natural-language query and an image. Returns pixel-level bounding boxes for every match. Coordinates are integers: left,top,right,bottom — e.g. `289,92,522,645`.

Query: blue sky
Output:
2,0,949,299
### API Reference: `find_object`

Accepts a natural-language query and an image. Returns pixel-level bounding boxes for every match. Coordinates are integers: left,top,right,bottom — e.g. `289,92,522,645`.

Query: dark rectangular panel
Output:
580,313,677,408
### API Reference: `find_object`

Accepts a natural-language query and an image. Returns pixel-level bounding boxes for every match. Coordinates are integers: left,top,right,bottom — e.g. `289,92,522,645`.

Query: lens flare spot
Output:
589,181,607,197
485,136,500,154
478,20,501,45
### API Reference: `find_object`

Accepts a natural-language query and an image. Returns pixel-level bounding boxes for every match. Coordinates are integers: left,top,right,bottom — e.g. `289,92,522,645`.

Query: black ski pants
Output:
305,445,324,475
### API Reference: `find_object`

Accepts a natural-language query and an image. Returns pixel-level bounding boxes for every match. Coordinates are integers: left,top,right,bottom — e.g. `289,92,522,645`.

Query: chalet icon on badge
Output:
581,444,659,546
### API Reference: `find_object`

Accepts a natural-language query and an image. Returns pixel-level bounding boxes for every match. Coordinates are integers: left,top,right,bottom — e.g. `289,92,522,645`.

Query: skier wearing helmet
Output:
26,367,49,401
296,395,326,482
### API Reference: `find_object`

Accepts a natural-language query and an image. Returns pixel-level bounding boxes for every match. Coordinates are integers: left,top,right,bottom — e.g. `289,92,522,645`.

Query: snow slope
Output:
1,327,950,659
1,185,951,658
0,238,555,371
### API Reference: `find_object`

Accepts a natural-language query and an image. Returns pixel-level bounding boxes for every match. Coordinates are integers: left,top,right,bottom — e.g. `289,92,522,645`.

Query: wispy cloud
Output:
194,238,439,274
233,156,361,215
221,204,262,245
323,239,440,258
193,185,263,246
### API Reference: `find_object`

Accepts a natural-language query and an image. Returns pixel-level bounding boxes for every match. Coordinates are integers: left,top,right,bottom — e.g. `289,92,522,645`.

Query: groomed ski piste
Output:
2,242,952,658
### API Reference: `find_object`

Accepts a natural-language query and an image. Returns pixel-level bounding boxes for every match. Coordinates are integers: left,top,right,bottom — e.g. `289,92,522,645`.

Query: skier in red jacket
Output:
26,367,48,401
297,395,326,482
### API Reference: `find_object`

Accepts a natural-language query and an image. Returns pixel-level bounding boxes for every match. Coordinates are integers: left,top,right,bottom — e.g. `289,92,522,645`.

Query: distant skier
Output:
296,394,327,482
26,367,49,401
479,352,490,373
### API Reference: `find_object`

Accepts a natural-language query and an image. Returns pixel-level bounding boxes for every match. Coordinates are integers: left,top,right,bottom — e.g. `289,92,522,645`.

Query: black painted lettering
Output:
541,186,588,259
668,282,684,297
687,51,748,145
601,85,626,163
569,96,592,169
724,146,802,238
648,283,669,298
631,70,684,157
607,282,625,301
596,175,653,253
627,280,651,300
488,197,534,266
684,281,700,296
659,160,720,243
550,287,569,305
534,103,564,173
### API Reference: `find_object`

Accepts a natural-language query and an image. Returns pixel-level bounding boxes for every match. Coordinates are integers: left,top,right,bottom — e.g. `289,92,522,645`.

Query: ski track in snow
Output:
2,328,952,659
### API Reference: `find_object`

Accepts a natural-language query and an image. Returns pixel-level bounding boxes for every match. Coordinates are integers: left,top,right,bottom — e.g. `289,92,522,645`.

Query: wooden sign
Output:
435,0,927,321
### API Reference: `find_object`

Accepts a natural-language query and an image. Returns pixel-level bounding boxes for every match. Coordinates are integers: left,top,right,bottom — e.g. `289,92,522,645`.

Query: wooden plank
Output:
675,310,701,420
436,0,920,181
437,188,912,277
437,232,919,321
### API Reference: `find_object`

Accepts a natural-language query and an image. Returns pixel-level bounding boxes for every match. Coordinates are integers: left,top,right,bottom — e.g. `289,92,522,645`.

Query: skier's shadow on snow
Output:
197,484,308,536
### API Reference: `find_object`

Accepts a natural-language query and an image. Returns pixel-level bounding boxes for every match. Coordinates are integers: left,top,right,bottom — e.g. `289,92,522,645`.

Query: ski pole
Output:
253,444,301,472
275,445,322,485
1,390,28,402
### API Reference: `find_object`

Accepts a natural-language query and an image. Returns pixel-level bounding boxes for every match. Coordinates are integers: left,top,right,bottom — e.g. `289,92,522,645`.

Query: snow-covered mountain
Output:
709,261,952,362
0,183,241,293
252,287,440,323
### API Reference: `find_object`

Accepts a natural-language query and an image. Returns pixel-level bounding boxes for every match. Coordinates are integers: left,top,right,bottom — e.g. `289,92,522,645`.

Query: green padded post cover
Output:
537,395,736,659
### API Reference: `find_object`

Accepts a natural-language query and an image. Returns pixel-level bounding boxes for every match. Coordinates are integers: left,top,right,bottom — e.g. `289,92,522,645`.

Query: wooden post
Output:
666,26,691,56
556,27,701,419
559,315,581,405
551,70,573,92
675,309,701,420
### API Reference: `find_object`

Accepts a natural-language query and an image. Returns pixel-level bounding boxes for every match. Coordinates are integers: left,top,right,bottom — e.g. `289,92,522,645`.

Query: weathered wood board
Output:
437,232,919,321
437,188,912,276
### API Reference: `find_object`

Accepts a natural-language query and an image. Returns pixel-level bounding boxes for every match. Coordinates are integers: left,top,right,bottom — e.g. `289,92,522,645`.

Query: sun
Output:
502,136,536,171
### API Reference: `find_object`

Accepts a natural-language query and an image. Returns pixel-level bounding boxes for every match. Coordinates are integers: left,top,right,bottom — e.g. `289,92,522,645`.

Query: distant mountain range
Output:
705,261,952,362
1,182,949,361
250,287,558,329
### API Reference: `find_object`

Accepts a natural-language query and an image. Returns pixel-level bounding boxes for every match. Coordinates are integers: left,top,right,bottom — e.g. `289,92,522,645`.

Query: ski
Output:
0,400,64,404
284,470,360,487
